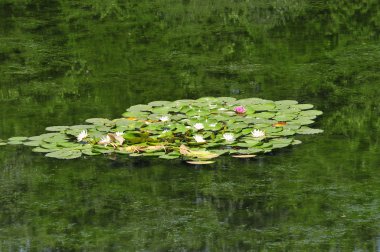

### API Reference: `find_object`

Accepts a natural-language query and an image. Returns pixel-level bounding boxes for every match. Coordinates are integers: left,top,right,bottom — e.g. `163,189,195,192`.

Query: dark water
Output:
1,0,380,251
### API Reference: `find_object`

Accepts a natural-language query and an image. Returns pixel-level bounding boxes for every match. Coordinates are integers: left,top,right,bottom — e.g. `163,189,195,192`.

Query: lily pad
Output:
127,104,152,112
2,97,323,162
45,126,69,132
275,100,298,106
251,103,276,111
148,101,171,107
297,127,324,135
8,136,28,142
254,112,275,119
70,125,95,130
32,147,57,153
23,141,42,147
85,118,112,125
186,160,215,165
46,150,82,159
299,110,323,117
232,154,256,158
294,104,314,110
292,139,302,145
159,154,179,160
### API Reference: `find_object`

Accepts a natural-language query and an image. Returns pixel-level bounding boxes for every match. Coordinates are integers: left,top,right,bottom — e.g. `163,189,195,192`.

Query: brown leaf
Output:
186,160,215,165
272,122,287,127
146,145,166,151
124,145,144,153
188,150,219,159
179,144,191,155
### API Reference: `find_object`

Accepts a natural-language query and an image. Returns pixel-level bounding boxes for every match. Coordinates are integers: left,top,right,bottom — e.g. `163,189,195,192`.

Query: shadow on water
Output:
1,0,380,250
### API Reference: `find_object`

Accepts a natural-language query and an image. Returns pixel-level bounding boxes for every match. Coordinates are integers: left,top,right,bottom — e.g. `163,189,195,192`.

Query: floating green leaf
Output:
85,118,112,125
32,147,57,153
1,97,323,162
8,141,24,145
23,141,42,147
8,136,28,142
297,127,324,135
159,154,179,160
148,101,171,107
127,104,152,112
45,126,69,132
294,104,314,110
45,150,82,159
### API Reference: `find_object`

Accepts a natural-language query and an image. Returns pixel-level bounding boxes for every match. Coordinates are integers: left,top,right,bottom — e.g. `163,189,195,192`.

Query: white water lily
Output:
209,123,217,128
193,135,206,143
159,116,170,122
98,135,111,146
251,129,265,138
193,123,204,130
115,131,124,136
162,129,170,134
77,130,88,142
223,133,235,142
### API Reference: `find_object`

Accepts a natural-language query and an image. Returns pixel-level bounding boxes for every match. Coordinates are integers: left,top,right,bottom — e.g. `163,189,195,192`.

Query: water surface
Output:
1,0,380,251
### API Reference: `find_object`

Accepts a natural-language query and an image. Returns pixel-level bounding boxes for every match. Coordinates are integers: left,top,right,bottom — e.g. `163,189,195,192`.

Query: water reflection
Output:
0,0,380,250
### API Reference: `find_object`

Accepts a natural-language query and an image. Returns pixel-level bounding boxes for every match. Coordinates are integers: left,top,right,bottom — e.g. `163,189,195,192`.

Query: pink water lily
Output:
234,106,246,114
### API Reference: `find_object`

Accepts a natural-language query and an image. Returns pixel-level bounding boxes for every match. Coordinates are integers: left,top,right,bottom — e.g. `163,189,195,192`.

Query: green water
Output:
1,0,380,251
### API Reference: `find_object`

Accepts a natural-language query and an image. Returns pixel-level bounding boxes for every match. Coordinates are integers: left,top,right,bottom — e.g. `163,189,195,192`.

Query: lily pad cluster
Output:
1,97,323,164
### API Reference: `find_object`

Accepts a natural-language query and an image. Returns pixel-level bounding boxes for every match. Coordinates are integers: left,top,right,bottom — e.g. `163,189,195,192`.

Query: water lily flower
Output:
162,129,170,134
159,116,170,122
209,123,217,128
77,130,88,142
234,106,246,114
251,129,265,138
193,135,206,143
98,135,111,146
115,131,124,136
193,123,204,130
223,133,235,142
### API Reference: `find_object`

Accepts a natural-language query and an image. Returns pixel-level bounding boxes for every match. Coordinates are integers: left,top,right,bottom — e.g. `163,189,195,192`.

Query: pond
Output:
0,0,380,251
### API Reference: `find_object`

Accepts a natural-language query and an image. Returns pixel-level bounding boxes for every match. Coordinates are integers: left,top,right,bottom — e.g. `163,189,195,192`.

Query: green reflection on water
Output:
0,0,380,250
